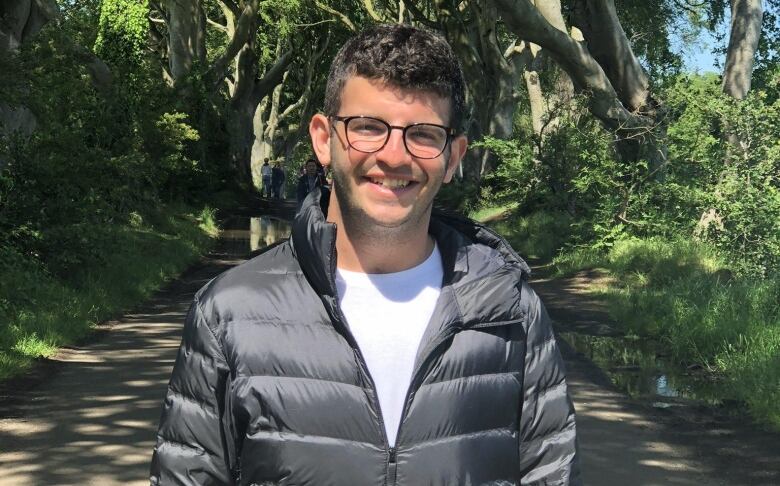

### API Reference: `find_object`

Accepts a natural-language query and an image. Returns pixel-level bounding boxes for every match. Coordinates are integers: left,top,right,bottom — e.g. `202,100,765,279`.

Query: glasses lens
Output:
346,117,388,152
405,124,448,158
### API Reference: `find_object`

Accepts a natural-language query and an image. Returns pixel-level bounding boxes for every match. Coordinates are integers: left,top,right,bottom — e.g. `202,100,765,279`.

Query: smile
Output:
368,177,412,189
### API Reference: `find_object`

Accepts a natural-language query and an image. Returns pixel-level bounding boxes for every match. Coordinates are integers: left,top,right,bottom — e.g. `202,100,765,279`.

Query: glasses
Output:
331,115,455,159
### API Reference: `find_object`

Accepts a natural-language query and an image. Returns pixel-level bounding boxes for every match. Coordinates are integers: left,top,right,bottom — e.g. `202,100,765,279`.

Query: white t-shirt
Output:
335,244,443,446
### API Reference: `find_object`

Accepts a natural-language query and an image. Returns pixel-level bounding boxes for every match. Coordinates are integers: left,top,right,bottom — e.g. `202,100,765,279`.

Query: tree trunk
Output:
229,97,258,188
0,0,58,53
720,0,763,166
434,0,528,183
166,0,206,81
251,95,274,183
572,0,650,112
570,0,667,173
523,0,576,140
722,0,764,100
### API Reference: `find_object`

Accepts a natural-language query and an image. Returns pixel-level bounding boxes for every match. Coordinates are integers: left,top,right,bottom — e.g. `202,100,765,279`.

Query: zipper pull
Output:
387,447,398,485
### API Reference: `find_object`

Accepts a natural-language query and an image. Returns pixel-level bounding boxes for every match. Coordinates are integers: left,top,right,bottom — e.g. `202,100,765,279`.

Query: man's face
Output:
310,76,467,232
306,161,318,176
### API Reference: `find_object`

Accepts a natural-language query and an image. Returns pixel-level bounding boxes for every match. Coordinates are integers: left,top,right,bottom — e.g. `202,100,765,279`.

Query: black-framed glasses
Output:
330,115,455,159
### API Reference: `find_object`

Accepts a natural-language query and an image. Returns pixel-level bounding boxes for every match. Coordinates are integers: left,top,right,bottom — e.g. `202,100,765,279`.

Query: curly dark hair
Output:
324,24,466,132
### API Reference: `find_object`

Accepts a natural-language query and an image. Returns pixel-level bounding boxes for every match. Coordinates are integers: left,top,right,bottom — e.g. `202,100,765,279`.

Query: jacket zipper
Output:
325,234,522,485
325,230,395,483
387,446,398,485
394,325,459,442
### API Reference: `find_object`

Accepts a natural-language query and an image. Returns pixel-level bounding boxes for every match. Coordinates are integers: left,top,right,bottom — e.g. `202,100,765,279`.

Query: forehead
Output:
338,76,451,123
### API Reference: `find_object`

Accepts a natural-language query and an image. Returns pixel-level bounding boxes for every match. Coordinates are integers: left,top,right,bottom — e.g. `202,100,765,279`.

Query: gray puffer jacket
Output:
150,189,581,485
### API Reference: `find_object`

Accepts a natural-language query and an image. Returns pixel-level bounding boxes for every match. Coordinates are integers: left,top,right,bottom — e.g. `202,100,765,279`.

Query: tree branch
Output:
208,0,260,91
206,16,228,32
404,0,439,28
278,34,330,122
252,48,295,104
217,0,240,16
571,0,651,112
495,0,651,133
362,0,383,21
314,1,356,31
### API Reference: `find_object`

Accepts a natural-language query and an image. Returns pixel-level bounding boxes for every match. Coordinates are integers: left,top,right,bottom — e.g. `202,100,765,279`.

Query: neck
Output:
326,194,434,274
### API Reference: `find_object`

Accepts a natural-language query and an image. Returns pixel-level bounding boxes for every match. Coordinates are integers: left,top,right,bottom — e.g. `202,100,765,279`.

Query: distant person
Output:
260,158,272,198
297,159,326,204
271,161,285,199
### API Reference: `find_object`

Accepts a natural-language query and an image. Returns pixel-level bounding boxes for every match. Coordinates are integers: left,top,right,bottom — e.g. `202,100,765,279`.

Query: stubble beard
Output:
329,158,439,248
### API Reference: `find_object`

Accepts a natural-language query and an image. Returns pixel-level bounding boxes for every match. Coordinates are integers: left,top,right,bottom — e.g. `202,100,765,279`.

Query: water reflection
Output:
221,217,291,258
561,332,722,406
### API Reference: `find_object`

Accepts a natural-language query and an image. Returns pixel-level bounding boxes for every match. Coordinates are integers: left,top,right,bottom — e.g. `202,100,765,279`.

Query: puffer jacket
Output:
150,188,581,486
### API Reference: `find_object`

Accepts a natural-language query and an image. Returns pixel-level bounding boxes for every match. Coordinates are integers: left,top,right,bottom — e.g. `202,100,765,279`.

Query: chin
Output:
365,212,410,228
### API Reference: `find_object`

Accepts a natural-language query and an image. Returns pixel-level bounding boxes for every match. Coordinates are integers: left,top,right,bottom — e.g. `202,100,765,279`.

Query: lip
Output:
361,175,418,196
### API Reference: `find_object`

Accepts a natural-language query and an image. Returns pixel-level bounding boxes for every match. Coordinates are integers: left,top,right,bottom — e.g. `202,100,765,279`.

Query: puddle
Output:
561,332,723,407
220,216,291,259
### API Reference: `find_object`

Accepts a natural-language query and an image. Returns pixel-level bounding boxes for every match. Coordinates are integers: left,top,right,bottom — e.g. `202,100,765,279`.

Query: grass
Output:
469,202,519,224
0,204,219,380
553,237,780,429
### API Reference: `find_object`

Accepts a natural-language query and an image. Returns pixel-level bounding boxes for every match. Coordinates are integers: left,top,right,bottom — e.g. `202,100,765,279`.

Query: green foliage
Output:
488,210,574,262
0,205,218,379
94,0,150,65
472,137,535,207
486,69,780,428
0,23,221,281
665,74,780,274
488,74,780,273
435,179,480,214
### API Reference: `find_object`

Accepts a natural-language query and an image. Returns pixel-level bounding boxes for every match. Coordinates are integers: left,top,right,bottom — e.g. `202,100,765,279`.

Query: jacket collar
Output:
290,187,531,298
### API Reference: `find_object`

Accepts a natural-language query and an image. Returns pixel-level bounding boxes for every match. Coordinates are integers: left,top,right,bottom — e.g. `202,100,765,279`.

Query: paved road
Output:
0,219,777,485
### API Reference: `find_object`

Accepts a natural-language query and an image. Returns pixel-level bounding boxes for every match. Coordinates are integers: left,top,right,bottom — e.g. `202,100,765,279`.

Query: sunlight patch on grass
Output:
469,202,519,223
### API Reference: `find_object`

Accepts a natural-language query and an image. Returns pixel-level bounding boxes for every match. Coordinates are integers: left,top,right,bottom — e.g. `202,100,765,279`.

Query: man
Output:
296,158,326,204
271,161,285,199
151,24,580,485
260,158,272,198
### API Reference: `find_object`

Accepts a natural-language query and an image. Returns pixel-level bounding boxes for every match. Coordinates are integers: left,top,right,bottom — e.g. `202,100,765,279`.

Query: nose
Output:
376,127,412,166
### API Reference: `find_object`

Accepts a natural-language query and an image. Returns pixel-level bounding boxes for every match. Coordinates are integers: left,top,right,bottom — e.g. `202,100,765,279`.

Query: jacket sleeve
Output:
519,284,582,485
150,299,235,486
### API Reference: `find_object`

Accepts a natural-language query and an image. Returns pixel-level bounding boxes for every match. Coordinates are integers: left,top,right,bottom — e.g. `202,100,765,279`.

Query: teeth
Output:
371,178,410,189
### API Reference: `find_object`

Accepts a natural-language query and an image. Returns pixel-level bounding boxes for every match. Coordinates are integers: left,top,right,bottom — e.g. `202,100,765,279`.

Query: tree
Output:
722,0,765,100
1,0,111,146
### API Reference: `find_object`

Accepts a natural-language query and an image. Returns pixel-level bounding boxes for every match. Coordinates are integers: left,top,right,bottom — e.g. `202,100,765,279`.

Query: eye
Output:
407,125,446,146
349,118,386,137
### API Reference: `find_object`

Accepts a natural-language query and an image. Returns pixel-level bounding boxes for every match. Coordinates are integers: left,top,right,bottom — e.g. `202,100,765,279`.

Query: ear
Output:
443,134,467,183
309,114,332,168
